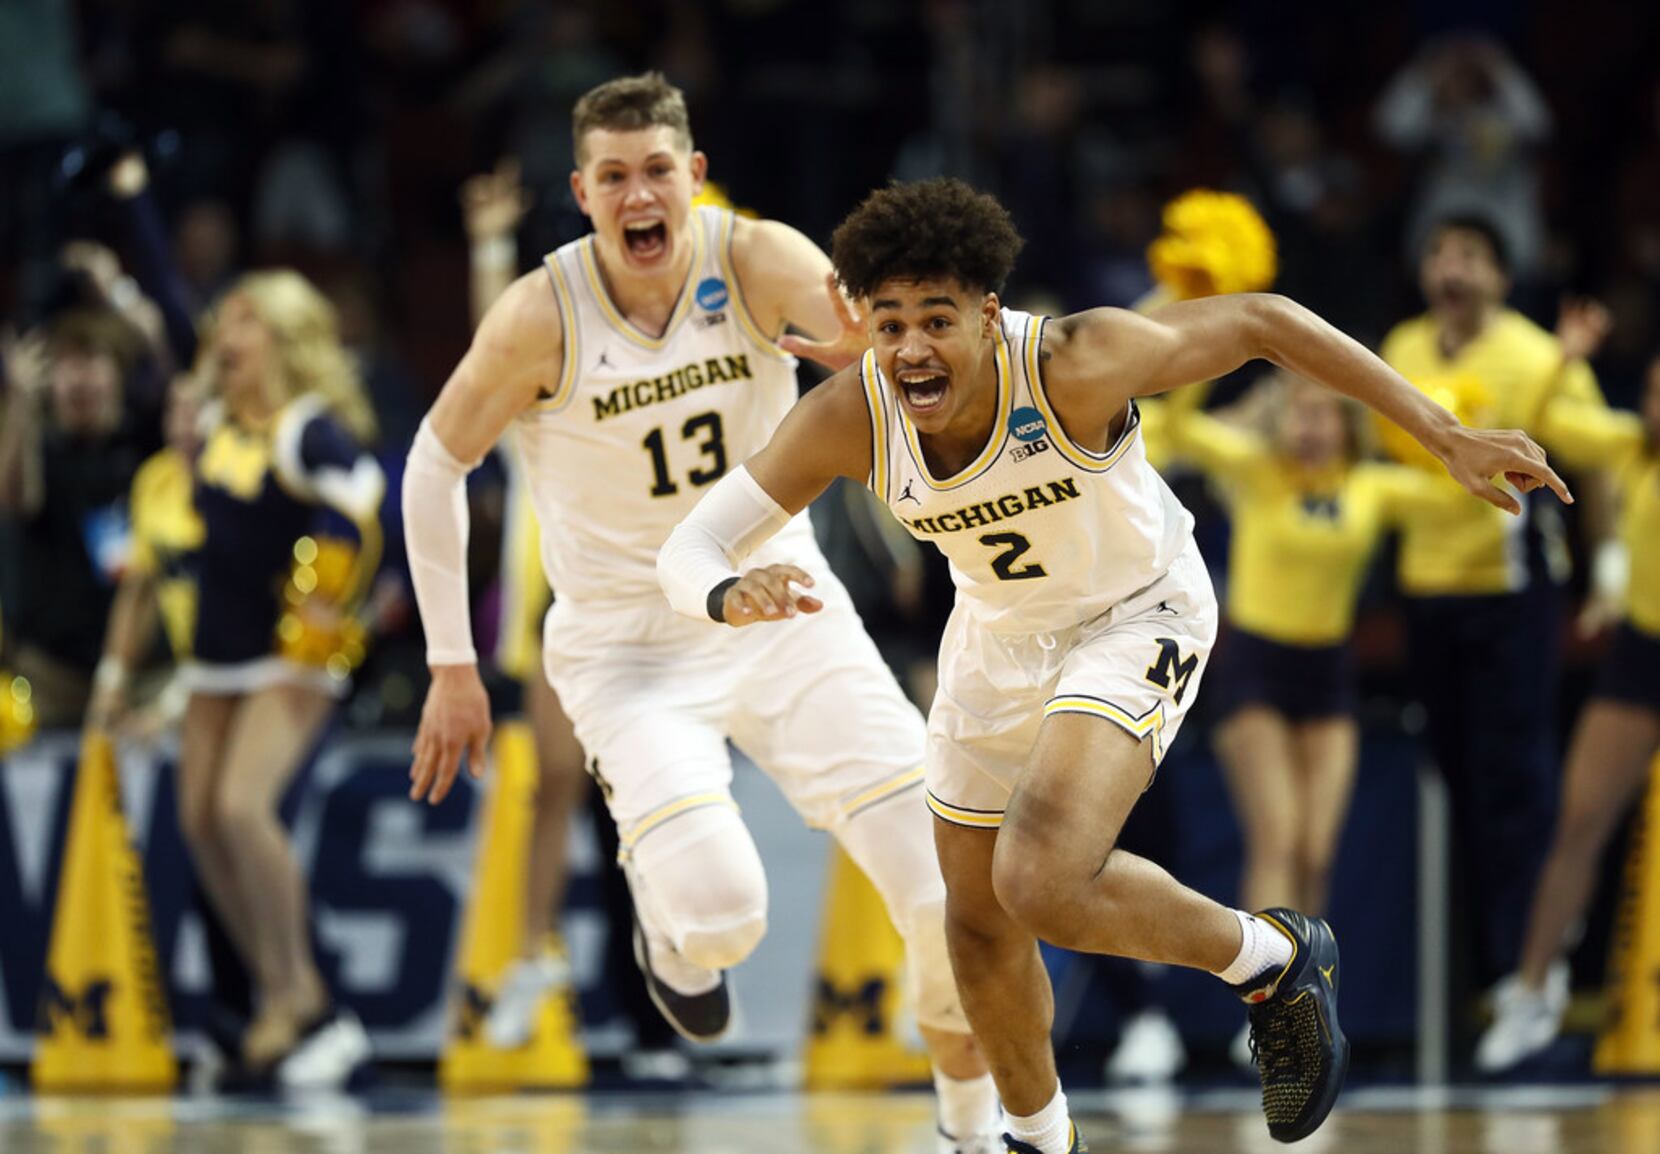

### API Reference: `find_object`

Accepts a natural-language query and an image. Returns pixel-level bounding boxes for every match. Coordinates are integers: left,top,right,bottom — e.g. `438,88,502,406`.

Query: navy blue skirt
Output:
1208,624,1356,723
1592,622,1660,714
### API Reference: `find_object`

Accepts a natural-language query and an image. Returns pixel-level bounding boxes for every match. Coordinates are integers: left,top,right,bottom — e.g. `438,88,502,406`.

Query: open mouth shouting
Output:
623,219,669,262
896,368,950,416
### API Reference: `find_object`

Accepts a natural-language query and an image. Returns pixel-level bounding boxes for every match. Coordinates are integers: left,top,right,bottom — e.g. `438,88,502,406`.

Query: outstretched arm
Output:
658,366,873,625
1044,293,1571,514
406,270,560,804
731,217,868,372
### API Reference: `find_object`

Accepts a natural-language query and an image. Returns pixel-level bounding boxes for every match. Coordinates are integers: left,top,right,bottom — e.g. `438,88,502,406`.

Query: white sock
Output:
1213,909,1294,989
934,1069,1000,1141
1004,1084,1072,1154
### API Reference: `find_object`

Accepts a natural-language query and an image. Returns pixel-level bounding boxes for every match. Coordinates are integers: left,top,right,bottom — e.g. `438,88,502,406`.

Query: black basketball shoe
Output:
1002,1123,1088,1153
1233,908,1350,1143
632,922,731,1042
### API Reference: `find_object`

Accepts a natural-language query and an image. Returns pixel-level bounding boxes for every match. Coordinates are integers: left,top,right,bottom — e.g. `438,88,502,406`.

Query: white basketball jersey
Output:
861,308,1194,633
514,206,814,603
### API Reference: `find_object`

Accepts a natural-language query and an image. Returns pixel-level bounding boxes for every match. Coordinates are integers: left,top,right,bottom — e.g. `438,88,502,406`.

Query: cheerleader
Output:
179,270,383,1084
1477,357,1660,1072
1167,372,1464,1061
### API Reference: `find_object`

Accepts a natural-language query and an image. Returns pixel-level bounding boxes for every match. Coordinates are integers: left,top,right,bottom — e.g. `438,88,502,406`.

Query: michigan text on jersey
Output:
899,477,1080,534
592,355,755,422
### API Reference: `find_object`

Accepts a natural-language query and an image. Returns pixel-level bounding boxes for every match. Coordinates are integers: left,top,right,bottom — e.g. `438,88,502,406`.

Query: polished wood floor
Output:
2,1085,1657,1153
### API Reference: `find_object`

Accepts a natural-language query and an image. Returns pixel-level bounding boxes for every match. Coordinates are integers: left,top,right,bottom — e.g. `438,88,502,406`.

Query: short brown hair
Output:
831,178,1024,300
47,308,144,373
572,72,693,164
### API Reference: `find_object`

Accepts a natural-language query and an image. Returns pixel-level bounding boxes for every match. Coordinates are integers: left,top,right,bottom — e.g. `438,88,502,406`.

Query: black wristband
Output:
707,576,740,622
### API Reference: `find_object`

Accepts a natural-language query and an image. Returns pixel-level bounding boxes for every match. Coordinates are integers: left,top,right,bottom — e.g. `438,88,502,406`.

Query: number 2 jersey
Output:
516,205,817,604
860,308,1195,635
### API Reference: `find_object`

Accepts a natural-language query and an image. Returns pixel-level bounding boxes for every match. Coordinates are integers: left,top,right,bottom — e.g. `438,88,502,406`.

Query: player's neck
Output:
591,233,697,336
1435,303,1499,359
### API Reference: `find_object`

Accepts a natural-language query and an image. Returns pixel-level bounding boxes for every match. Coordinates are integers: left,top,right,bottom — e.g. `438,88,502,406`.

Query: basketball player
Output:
657,178,1569,1151
403,75,1001,1151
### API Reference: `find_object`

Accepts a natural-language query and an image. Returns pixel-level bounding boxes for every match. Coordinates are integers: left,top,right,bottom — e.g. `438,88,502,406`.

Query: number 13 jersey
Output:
863,308,1195,635
515,206,815,604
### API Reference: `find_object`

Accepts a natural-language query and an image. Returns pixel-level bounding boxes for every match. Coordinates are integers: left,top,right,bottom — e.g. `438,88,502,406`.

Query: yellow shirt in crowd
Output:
1532,405,1660,636
1380,309,1614,596
127,446,205,659
1169,401,1465,647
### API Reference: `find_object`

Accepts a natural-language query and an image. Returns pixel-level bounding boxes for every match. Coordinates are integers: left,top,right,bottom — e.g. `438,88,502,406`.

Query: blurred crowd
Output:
4,1,1660,724
3,0,1660,1081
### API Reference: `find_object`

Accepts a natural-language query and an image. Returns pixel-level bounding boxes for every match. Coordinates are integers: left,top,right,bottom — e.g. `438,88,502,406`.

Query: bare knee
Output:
214,787,273,845
990,826,1094,944
178,793,218,853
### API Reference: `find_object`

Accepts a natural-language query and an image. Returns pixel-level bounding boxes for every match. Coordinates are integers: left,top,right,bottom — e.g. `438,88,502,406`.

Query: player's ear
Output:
689,150,709,195
981,292,1001,336
569,168,588,215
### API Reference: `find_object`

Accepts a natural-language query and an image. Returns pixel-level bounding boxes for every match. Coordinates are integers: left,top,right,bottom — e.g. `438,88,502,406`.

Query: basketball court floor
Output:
1,1084,1656,1153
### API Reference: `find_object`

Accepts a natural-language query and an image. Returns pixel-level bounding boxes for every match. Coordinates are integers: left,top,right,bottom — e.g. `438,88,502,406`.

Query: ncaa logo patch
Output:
1008,406,1047,443
695,277,729,311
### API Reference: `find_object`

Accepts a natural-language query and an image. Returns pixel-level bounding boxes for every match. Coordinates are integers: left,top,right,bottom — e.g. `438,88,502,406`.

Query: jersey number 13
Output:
643,411,727,497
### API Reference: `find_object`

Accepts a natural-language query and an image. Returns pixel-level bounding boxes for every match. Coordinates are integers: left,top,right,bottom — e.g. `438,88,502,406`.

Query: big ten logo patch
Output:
37,977,114,1039
1008,406,1051,462
812,976,887,1037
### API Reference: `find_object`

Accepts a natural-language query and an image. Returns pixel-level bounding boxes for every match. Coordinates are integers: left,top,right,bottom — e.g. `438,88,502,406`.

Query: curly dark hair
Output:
831,178,1025,300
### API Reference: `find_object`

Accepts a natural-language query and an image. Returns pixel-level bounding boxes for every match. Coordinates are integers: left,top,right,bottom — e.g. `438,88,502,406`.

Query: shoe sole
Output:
633,926,731,1044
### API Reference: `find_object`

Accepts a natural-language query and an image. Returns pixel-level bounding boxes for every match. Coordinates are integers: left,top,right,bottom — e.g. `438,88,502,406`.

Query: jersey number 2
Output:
980,531,1047,581
643,411,727,497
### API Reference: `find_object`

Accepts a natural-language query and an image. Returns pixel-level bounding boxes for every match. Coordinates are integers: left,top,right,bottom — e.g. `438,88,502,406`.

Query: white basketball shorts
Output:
543,549,926,856
925,538,1218,829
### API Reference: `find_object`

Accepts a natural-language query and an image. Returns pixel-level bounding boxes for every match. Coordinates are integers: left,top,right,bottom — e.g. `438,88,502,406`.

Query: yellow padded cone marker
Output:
1596,755,1660,1074
440,720,587,1090
31,731,176,1090
803,844,932,1088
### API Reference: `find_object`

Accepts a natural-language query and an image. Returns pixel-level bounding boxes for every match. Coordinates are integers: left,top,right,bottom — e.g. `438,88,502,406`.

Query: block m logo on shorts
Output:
1145,637,1198,706
37,976,115,1040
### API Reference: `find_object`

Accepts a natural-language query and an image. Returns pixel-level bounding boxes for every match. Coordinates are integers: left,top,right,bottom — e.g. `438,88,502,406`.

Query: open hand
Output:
409,664,492,804
461,158,531,243
1437,425,1572,514
721,563,823,627
778,273,867,372
0,328,49,401
1555,297,1612,364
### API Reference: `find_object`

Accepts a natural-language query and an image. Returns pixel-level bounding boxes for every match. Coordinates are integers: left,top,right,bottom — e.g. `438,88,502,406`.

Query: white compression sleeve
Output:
657,465,793,621
403,417,483,665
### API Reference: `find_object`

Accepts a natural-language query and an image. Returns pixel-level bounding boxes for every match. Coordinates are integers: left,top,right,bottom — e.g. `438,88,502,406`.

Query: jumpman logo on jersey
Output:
898,478,920,504
595,349,614,370
1153,600,1178,616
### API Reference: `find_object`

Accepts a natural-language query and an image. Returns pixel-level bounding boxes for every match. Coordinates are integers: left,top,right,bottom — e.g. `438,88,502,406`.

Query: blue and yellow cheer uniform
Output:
185,396,383,696
1553,408,1660,712
1167,388,1463,720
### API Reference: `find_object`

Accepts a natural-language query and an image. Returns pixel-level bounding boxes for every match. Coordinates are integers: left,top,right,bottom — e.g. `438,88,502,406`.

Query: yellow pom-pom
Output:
692,180,758,219
1147,190,1278,300
1375,370,1493,469
0,673,37,755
